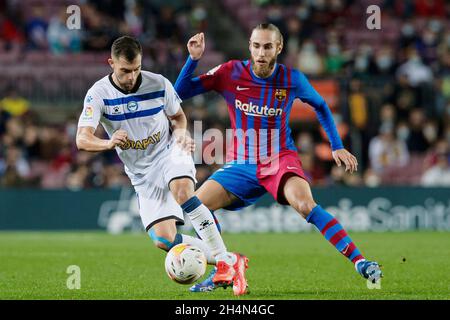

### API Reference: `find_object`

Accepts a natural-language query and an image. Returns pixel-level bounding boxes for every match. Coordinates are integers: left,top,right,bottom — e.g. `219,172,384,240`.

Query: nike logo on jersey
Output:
236,86,250,91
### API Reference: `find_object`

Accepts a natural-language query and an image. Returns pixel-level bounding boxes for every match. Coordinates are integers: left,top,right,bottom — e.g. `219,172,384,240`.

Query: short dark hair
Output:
251,23,283,46
111,36,142,62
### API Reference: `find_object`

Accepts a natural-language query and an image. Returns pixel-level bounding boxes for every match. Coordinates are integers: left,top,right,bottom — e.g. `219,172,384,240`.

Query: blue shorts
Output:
208,151,308,211
208,161,266,211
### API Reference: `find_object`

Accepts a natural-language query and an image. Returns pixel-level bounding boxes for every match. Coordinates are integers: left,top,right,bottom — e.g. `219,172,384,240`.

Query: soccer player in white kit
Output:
76,36,248,295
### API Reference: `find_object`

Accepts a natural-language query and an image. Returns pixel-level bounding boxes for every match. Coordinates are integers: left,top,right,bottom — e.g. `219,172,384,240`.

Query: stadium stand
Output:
0,0,449,189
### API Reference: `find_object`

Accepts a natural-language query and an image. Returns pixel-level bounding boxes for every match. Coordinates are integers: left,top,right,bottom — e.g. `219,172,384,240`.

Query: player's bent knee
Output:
173,189,191,205
169,179,194,204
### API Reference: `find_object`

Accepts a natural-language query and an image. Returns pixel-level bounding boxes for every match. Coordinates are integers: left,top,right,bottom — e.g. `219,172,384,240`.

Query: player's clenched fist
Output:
108,129,128,149
187,32,205,61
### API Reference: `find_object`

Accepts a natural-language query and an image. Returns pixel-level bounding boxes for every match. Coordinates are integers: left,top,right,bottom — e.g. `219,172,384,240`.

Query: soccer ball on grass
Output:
164,243,207,284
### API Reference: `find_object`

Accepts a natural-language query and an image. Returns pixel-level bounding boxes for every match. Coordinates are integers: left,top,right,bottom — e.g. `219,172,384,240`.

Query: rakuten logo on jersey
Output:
235,99,283,117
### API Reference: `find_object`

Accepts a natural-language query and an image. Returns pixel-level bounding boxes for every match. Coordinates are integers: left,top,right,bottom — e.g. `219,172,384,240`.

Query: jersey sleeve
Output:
78,88,103,129
174,56,226,100
197,64,223,91
163,77,182,116
294,70,344,151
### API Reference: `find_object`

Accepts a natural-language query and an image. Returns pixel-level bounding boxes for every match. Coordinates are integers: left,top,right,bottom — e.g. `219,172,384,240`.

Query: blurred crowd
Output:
0,0,208,71
1,0,449,189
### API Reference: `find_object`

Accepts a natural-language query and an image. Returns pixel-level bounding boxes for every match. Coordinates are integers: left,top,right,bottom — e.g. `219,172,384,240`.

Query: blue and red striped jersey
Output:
175,57,343,163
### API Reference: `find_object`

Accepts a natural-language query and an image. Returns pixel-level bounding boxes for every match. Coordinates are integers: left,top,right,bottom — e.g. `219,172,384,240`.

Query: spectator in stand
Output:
25,5,48,51
396,48,433,88
0,87,30,117
424,139,449,169
47,7,82,55
352,43,376,76
297,40,324,76
0,12,24,52
0,146,30,186
325,41,345,75
421,151,450,187
374,46,396,75
406,108,430,153
124,0,144,38
416,24,440,67
368,123,410,174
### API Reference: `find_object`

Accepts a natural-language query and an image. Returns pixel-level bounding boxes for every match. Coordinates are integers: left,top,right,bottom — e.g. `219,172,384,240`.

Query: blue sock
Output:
306,205,364,264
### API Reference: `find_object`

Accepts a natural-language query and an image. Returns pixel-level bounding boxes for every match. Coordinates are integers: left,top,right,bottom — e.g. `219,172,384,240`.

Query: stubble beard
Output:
251,56,277,78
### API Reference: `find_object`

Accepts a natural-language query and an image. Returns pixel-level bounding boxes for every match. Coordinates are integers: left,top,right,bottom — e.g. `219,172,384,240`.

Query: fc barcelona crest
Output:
275,89,286,101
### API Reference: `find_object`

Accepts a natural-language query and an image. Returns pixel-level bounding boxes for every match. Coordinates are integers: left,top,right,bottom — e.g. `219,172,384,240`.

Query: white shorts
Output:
131,143,196,232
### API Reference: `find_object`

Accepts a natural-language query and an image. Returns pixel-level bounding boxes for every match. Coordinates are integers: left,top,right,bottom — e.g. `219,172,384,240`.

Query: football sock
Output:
201,213,236,265
306,205,364,264
181,196,228,258
181,234,216,265
194,210,222,238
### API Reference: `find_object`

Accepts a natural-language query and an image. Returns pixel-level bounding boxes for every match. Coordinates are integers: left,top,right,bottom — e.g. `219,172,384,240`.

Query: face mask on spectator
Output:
376,55,393,70
423,124,438,142
429,19,442,33
296,6,310,20
327,44,340,56
303,43,316,53
401,24,415,37
355,56,368,71
397,126,410,141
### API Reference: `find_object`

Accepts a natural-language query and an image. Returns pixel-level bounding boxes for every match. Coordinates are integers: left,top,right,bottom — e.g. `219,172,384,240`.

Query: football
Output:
164,243,207,284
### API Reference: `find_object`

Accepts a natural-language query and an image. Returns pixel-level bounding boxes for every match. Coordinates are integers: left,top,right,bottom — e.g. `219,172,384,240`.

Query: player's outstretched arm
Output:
295,71,357,173
174,32,212,100
76,127,127,152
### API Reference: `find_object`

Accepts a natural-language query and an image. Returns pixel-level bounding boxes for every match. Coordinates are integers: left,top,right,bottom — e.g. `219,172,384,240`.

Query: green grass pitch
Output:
0,231,449,299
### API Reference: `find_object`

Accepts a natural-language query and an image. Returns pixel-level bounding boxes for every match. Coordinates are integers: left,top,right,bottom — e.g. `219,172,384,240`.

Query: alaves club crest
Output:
127,100,138,112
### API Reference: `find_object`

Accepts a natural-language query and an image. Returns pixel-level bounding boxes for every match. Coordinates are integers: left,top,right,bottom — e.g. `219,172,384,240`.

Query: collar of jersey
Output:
108,72,143,95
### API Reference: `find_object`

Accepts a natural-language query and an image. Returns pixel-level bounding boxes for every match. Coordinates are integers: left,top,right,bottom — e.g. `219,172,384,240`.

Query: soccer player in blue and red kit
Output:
175,24,382,293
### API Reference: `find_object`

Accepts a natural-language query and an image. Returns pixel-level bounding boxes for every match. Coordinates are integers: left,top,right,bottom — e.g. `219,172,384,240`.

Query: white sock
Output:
181,196,227,258
181,234,216,265
216,252,237,265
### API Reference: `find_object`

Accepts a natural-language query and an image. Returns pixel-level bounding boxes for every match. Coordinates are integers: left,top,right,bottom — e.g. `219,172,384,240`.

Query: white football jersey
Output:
78,70,181,185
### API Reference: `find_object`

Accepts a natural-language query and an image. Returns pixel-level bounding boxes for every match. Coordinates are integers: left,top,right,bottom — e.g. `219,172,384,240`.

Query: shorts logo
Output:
119,131,161,150
127,100,138,112
84,106,93,118
199,219,213,230
275,89,286,101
